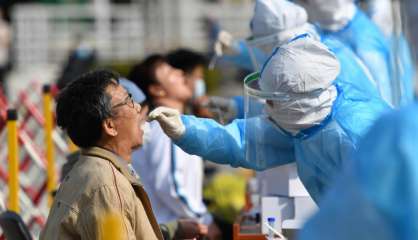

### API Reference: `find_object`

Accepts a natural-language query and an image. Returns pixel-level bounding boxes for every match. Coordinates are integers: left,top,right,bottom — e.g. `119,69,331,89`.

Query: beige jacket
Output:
40,147,164,240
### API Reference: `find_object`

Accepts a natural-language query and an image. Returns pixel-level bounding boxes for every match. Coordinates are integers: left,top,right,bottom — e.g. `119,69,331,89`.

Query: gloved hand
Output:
214,30,234,56
148,107,185,139
207,96,238,124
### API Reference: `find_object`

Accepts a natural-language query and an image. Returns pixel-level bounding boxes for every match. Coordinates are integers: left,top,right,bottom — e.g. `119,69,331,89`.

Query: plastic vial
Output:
267,217,275,240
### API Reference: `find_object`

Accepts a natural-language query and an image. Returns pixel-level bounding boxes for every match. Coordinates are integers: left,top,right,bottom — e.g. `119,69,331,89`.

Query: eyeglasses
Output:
112,93,135,109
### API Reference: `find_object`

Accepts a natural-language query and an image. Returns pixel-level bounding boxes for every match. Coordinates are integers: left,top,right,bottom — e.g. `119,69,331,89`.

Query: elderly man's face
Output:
107,83,144,150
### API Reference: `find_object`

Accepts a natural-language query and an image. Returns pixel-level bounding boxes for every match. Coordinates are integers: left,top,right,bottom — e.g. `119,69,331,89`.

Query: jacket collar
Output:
81,146,141,186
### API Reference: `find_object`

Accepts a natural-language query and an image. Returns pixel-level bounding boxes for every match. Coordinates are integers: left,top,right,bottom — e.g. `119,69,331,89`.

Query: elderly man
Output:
41,70,206,240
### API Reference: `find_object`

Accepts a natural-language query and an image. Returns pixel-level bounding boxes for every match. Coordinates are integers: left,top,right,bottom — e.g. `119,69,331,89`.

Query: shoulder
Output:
62,155,136,207
72,155,116,188
75,161,139,221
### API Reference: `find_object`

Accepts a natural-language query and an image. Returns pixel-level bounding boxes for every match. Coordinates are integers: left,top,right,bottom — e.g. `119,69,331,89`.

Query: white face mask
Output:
193,79,206,98
266,85,337,135
141,121,152,144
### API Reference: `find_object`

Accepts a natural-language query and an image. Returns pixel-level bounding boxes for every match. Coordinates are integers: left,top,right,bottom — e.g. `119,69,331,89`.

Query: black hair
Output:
56,69,120,148
166,48,207,75
127,54,166,103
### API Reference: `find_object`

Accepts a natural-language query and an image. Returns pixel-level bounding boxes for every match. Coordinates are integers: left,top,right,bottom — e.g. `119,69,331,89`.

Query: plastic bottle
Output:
267,217,275,240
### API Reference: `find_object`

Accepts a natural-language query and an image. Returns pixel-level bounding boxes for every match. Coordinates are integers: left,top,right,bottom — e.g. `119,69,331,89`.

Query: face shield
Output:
245,35,278,72
243,72,292,170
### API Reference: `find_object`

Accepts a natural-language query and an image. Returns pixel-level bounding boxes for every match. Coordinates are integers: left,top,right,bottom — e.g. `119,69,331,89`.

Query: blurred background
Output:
0,0,417,239
2,0,258,102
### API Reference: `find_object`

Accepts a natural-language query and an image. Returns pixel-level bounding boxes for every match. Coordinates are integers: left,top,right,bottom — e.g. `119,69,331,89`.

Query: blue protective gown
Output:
319,8,392,105
174,78,389,203
299,102,418,240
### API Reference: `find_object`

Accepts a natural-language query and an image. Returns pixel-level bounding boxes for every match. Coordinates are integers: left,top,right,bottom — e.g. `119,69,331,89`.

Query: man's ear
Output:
149,84,166,97
102,118,117,137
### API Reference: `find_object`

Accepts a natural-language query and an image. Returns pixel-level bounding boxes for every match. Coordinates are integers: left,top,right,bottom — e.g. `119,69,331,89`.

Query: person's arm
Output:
148,107,295,171
175,115,295,170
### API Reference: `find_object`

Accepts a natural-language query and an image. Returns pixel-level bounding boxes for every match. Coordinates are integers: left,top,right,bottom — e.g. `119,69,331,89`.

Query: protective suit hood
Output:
302,0,356,31
258,35,340,135
250,0,308,38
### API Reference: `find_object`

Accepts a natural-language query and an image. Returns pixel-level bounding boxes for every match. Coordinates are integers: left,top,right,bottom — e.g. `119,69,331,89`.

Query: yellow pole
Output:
7,109,19,213
100,212,123,240
43,84,56,207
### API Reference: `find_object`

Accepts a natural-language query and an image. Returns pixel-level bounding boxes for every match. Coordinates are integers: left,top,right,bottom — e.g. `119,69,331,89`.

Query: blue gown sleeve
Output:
174,115,295,171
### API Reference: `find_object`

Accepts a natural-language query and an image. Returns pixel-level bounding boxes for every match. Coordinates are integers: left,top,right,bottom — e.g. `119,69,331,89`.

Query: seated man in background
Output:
129,55,221,239
41,69,206,240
